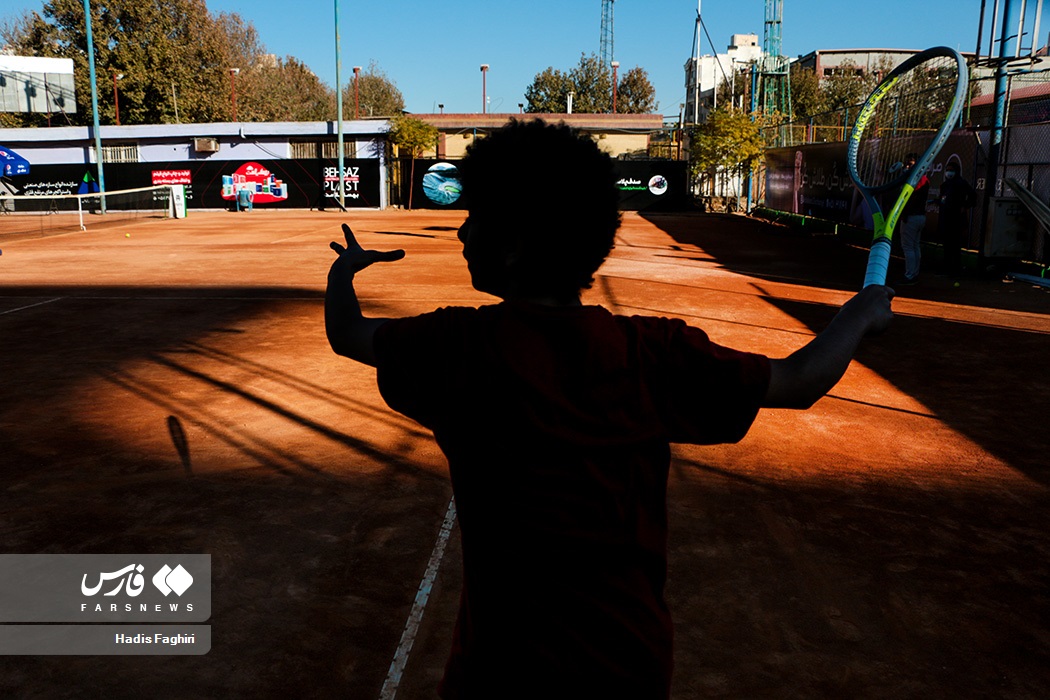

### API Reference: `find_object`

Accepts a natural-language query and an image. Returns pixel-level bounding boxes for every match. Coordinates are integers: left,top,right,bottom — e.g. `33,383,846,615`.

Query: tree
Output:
525,54,656,114
568,54,612,113
343,61,404,118
714,63,753,112
235,56,334,123
819,59,878,115
388,115,438,210
788,63,822,122
616,66,657,114
688,107,764,205
524,67,572,113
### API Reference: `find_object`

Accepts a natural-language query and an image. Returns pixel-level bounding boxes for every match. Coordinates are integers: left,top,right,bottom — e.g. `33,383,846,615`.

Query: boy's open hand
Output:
329,223,405,274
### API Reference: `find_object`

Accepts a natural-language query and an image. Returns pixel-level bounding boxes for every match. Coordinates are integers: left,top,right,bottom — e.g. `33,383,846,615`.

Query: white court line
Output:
0,297,62,316
379,496,457,700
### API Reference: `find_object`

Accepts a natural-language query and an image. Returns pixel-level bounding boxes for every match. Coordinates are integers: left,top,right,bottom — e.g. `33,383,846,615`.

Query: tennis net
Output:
0,185,173,239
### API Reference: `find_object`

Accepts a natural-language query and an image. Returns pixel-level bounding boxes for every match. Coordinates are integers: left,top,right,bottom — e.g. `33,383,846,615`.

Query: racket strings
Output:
853,55,961,189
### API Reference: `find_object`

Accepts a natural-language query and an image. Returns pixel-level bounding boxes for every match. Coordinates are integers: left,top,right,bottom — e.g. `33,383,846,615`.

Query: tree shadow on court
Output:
0,284,452,698
640,213,1050,486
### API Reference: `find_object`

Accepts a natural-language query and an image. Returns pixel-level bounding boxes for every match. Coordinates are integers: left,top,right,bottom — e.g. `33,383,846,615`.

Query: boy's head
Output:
457,119,621,301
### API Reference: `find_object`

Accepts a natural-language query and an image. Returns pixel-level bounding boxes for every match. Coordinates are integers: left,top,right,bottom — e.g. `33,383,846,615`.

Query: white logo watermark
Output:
81,564,193,598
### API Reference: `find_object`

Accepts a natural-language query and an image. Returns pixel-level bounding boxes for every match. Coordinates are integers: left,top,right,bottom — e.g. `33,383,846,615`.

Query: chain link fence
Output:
756,69,1050,266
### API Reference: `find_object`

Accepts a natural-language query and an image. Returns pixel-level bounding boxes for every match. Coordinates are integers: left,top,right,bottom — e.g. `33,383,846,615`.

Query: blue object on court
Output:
237,187,253,211
0,146,30,177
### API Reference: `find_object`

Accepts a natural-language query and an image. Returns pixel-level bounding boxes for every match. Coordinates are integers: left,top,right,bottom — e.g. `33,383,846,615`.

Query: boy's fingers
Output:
375,249,406,262
330,241,346,254
341,223,364,251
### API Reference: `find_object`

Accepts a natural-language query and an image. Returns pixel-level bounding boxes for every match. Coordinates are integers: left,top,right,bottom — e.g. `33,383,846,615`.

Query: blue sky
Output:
3,1,999,117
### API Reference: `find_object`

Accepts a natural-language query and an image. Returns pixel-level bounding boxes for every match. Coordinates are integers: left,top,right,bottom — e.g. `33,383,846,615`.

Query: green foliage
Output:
388,114,438,210
714,64,753,111
818,59,878,114
788,63,822,121
568,54,612,113
524,67,572,113
343,61,404,118
525,53,656,114
688,108,764,180
616,66,657,114
388,114,438,158
789,58,894,127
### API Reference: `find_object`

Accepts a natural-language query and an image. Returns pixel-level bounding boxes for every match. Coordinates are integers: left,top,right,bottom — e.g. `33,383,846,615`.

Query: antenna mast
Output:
757,0,792,127
600,0,616,71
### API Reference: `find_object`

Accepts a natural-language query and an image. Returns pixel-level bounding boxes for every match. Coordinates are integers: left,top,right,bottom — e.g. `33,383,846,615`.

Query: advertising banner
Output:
402,159,689,212
4,159,382,210
764,133,982,245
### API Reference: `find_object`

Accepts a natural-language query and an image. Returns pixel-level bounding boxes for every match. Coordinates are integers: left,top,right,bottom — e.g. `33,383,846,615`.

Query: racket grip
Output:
863,238,892,288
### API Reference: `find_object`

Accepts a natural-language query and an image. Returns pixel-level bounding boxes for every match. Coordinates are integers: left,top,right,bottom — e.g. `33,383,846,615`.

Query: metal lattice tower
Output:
600,0,615,71
756,0,792,119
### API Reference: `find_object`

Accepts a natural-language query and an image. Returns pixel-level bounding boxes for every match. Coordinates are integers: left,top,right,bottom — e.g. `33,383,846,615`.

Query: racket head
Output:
847,47,968,196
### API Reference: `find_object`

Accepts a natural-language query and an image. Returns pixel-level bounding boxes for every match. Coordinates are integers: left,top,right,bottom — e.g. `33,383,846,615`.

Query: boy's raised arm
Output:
325,224,405,368
762,285,894,409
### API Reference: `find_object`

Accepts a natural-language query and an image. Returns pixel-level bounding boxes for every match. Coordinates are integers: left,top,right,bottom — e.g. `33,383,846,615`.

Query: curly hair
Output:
458,119,621,299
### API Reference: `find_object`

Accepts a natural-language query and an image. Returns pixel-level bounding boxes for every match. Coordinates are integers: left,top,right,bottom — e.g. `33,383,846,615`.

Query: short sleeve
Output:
629,316,771,445
373,307,470,429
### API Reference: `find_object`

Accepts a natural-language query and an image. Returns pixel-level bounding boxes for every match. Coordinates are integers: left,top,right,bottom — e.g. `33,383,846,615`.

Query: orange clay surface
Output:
0,209,1048,698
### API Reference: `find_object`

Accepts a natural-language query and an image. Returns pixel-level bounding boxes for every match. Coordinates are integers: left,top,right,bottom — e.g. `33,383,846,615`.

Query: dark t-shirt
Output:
374,301,770,698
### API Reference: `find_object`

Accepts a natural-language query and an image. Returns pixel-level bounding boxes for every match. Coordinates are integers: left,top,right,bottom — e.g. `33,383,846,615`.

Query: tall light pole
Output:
229,68,240,122
480,64,489,114
611,61,619,113
82,0,106,213
334,0,345,210
353,66,361,120
112,71,123,125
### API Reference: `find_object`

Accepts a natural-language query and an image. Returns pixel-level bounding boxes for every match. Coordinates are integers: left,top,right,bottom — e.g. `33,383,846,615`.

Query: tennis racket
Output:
847,46,968,287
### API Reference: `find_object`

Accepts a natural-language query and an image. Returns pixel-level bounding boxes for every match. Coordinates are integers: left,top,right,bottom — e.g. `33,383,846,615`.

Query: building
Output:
684,34,764,124
412,112,666,160
795,48,983,82
0,112,687,212
0,54,76,115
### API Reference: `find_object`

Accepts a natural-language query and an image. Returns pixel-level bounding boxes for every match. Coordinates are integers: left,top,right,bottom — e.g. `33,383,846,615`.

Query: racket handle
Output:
863,238,892,288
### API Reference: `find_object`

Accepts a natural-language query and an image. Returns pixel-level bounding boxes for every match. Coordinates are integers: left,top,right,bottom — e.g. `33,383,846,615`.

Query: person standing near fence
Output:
897,153,930,286
937,161,977,277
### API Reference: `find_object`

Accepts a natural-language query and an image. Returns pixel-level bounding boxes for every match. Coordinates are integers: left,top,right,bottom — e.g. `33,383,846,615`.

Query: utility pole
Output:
600,0,616,72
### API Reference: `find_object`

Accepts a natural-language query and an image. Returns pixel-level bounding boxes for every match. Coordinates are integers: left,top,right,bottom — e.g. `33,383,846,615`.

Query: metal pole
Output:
335,0,345,209
481,64,489,114
1016,0,1028,56
611,61,619,113
353,66,361,120
1033,0,1044,55
82,0,106,214
982,0,1018,267
112,72,122,126
693,0,701,123
229,68,239,121
977,0,988,58
989,0,1001,56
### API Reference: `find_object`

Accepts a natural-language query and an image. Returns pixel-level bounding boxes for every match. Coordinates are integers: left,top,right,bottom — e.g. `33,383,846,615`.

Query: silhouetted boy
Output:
325,120,893,699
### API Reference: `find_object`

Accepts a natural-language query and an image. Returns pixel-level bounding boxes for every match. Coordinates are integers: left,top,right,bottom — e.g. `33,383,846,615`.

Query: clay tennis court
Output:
1,208,1048,698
